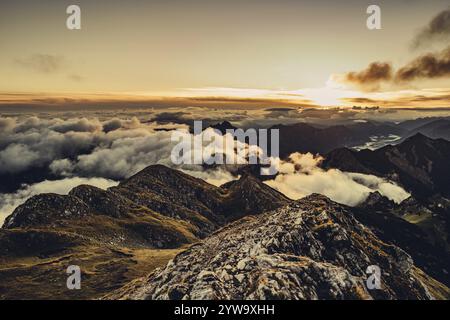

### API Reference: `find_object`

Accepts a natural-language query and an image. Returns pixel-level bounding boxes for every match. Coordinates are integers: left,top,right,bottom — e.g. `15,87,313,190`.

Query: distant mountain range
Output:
407,119,450,141
206,117,450,158
397,116,450,132
270,121,407,157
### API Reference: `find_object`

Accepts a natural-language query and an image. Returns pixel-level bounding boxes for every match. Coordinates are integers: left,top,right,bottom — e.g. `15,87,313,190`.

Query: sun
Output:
295,76,371,107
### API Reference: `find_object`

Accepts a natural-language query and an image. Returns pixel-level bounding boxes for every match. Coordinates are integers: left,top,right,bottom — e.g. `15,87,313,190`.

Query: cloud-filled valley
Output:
264,153,410,206
0,114,415,225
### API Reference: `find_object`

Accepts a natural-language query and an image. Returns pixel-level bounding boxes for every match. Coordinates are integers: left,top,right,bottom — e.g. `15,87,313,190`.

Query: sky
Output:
0,0,450,109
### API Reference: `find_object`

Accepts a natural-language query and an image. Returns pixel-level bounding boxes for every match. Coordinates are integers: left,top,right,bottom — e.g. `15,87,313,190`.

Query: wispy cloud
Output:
340,88,450,108
14,54,64,74
396,46,450,82
341,46,450,89
344,62,393,91
68,74,84,82
412,8,450,49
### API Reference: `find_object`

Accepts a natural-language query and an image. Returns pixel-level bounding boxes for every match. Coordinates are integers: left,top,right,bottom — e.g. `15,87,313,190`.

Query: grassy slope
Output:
0,244,185,300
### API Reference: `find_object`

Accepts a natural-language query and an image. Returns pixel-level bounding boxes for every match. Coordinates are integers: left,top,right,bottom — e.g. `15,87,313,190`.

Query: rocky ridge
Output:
0,165,291,299
107,195,449,300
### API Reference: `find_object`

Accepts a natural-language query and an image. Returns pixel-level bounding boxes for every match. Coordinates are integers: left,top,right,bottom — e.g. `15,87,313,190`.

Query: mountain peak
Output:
3,193,91,229
119,164,216,193
357,191,395,210
325,134,450,199
208,121,237,134
107,193,440,300
219,174,291,221
406,132,430,142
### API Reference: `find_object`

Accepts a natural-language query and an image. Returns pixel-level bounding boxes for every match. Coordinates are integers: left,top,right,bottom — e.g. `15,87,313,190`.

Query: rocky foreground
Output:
1,162,449,300
107,195,449,300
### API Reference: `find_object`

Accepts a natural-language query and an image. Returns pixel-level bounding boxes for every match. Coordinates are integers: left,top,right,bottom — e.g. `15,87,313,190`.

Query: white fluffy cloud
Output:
0,115,412,222
265,153,410,206
0,116,178,175
0,116,235,176
0,117,16,132
48,127,243,185
0,177,118,226
0,115,240,190
0,143,40,173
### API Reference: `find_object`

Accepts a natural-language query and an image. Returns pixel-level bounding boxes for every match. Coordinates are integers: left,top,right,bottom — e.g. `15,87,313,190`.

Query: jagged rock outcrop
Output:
357,191,395,211
220,174,291,221
107,195,449,300
3,194,91,229
110,165,291,236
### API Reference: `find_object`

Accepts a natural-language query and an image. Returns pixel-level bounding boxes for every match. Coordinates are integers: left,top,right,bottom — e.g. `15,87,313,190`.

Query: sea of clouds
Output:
0,114,411,225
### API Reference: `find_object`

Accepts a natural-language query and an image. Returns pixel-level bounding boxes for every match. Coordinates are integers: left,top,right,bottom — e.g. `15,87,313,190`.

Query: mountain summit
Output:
108,194,448,300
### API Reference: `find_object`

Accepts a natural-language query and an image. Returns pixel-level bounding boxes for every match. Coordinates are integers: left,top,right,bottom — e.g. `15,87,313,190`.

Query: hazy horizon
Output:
1,0,450,110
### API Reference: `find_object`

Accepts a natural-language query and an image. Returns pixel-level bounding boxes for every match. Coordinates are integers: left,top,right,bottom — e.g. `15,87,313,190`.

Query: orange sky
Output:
0,0,449,109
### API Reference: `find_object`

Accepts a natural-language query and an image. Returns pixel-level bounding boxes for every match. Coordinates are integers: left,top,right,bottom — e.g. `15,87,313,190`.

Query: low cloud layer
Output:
0,115,413,223
265,153,410,206
0,116,171,175
0,177,118,226
0,115,240,188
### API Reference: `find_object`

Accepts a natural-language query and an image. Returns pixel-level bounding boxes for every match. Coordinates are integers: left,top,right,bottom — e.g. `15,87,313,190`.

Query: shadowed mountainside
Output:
323,134,450,281
323,133,450,199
